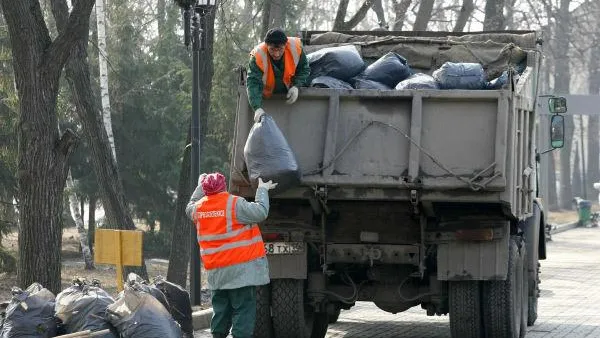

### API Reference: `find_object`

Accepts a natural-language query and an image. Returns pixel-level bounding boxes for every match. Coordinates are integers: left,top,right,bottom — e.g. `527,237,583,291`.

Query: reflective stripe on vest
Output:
251,37,303,98
195,192,266,269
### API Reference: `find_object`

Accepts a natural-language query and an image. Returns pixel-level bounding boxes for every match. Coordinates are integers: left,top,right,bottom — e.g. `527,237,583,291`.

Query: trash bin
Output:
576,199,593,227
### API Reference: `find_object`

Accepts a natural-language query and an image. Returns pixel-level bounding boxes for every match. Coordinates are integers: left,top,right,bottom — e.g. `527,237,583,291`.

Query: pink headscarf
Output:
200,172,227,196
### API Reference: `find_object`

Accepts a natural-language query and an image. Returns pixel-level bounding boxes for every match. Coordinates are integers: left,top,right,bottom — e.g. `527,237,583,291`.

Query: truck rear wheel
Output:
482,237,524,338
254,285,273,338
271,279,329,338
449,281,483,338
328,308,341,324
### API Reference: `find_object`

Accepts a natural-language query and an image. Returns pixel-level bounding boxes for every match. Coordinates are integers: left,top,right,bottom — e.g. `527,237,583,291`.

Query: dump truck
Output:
229,30,566,338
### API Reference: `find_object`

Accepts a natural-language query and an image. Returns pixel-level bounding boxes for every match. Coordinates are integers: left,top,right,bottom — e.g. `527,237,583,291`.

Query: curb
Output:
192,308,213,331
550,221,579,235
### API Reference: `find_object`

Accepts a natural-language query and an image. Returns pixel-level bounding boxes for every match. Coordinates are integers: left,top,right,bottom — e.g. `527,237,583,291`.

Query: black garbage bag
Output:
54,279,118,337
310,76,353,89
153,276,194,336
307,45,365,82
352,78,392,90
125,273,170,313
107,278,181,338
395,73,439,90
486,71,509,89
432,62,486,90
244,114,300,194
356,52,412,88
0,283,57,338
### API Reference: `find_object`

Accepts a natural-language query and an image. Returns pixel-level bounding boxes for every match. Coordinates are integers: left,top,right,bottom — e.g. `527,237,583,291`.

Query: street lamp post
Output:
175,0,216,306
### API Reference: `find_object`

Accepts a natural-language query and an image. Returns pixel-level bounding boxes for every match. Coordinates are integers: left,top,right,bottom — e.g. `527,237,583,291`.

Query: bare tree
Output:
483,0,505,30
333,0,376,31
586,44,600,199
0,0,94,293
50,0,148,277
371,0,387,29
391,0,412,30
413,0,435,31
453,0,474,32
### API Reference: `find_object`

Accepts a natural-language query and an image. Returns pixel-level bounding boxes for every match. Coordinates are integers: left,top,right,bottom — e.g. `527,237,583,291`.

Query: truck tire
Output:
254,285,273,338
271,279,329,338
328,308,341,324
528,263,539,326
482,237,524,338
449,281,483,338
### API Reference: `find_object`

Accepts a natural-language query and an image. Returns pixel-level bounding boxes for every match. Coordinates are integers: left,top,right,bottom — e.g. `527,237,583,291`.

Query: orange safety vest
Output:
195,192,266,270
251,37,303,98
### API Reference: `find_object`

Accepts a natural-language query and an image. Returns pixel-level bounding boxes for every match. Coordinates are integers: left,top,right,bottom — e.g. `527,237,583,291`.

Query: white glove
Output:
286,86,299,104
258,177,278,190
254,108,266,123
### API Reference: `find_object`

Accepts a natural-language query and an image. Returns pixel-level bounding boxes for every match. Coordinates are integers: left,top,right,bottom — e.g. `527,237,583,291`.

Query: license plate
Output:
264,242,304,255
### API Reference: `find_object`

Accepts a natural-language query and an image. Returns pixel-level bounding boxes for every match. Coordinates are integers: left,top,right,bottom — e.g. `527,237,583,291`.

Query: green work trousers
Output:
211,285,256,338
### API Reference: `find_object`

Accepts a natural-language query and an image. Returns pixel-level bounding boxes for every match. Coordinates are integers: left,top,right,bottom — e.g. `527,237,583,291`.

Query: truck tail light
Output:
262,233,284,242
455,228,494,241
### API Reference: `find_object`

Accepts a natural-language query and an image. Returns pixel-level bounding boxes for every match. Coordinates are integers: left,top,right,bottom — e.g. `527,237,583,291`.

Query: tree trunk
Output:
453,0,474,32
333,0,376,31
372,0,387,29
66,172,94,269
167,126,192,288
548,153,559,210
95,0,116,161
572,142,582,198
391,0,412,30
1,0,94,294
555,0,573,210
483,0,505,31
88,194,97,253
413,0,434,31
50,0,148,278
586,44,600,200
261,0,285,38
504,0,517,29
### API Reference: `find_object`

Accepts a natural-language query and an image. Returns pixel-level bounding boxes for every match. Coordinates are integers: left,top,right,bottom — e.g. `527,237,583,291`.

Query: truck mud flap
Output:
266,248,307,279
437,224,510,281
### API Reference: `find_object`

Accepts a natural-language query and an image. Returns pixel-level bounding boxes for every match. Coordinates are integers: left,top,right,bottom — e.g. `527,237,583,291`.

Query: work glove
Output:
258,177,278,191
254,108,266,123
286,86,299,104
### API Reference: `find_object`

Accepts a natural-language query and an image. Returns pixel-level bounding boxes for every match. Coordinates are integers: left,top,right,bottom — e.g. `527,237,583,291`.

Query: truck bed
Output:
230,31,539,220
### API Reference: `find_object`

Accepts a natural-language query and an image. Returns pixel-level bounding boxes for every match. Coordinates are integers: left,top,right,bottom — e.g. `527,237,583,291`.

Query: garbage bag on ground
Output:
307,45,365,82
106,275,181,338
355,52,412,88
244,114,300,194
352,78,391,90
0,283,57,338
395,73,439,90
153,276,194,336
125,273,170,312
54,279,117,338
486,71,509,89
310,76,354,90
432,62,486,89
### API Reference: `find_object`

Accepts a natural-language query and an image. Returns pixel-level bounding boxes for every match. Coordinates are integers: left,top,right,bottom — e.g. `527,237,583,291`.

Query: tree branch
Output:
392,0,412,30
334,0,376,30
44,0,95,71
56,128,79,156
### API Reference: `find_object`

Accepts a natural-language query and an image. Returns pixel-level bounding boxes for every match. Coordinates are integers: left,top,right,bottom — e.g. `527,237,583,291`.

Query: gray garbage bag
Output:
395,73,439,90
54,279,117,337
125,273,170,312
356,52,412,88
310,76,353,89
106,279,181,338
352,78,391,90
308,45,365,82
244,115,300,194
153,276,194,336
432,62,486,89
0,283,57,338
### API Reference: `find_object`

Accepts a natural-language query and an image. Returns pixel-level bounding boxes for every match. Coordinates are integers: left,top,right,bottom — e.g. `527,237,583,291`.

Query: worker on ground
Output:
247,27,310,123
186,172,278,338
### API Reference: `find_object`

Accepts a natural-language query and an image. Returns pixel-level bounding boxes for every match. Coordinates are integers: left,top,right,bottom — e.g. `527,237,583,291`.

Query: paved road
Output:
195,227,600,337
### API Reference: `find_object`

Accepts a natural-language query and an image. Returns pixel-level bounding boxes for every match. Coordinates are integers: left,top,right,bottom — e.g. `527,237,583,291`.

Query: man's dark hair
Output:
264,28,287,45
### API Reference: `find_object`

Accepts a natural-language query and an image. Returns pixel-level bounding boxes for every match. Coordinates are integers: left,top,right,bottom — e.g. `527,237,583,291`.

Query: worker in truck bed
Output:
247,27,310,123
186,172,277,338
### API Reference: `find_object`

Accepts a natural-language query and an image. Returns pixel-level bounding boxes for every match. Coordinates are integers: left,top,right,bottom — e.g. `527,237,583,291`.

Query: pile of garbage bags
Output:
0,275,194,338
307,45,513,91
